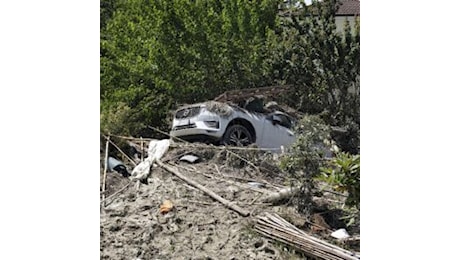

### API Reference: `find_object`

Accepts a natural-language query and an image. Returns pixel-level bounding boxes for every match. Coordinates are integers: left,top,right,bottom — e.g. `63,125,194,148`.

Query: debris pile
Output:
255,212,359,260
100,134,360,259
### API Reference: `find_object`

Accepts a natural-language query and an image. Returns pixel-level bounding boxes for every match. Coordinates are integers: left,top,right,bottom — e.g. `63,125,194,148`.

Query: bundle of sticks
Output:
254,212,359,260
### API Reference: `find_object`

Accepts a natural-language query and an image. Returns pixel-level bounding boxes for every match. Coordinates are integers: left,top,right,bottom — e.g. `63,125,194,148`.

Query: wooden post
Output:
103,135,137,167
140,137,144,161
102,136,110,207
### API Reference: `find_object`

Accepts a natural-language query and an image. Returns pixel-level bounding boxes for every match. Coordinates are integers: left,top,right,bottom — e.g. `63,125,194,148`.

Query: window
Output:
272,113,293,129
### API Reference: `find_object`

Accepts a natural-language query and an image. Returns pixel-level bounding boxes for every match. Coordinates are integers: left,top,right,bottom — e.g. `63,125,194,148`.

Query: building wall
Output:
335,16,359,35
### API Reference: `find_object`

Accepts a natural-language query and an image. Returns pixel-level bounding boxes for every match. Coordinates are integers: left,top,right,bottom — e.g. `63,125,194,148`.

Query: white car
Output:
170,101,296,150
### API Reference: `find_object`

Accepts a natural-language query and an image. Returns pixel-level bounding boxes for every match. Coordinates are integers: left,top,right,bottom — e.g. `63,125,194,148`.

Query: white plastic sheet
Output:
131,139,170,182
331,228,350,239
179,154,200,163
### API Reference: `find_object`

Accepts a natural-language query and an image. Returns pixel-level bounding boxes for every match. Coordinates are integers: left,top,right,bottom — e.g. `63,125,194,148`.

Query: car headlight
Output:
204,120,219,128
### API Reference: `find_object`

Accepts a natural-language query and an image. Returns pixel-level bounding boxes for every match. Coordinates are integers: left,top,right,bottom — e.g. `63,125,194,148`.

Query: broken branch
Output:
156,159,250,217
100,180,133,205
102,137,109,206
148,124,278,151
254,212,359,260
262,187,301,203
220,174,285,190
104,134,137,167
107,134,155,142
148,125,262,173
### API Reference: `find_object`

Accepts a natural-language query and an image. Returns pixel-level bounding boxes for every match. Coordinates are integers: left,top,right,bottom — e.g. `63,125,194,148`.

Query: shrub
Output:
280,114,336,215
318,152,360,208
100,90,172,138
101,102,139,136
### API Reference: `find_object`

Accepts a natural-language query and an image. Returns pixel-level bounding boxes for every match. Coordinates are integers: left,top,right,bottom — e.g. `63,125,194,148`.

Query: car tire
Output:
222,124,253,146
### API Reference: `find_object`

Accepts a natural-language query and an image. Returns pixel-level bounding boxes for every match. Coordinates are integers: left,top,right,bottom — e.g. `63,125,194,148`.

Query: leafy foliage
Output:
281,115,333,176
100,87,172,137
101,0,359,142
280,114,335,215
318,152,360,208
264,0,360,153
101,0,281,136
100,0,361,220
280,115,359,215
100,0,118,29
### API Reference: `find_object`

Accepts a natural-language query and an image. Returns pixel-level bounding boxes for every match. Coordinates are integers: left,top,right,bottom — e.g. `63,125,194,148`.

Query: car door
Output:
272,113,296,148
259,113,295,150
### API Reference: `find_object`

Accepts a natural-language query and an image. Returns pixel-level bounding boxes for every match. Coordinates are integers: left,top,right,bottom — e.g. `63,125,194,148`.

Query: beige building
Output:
279,0,360,34
335,0,360,34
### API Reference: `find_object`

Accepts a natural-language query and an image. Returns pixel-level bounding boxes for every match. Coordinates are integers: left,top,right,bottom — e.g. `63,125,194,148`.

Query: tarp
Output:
131,139,170,182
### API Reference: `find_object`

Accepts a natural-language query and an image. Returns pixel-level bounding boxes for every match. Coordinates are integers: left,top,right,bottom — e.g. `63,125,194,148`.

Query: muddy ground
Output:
100,145,359,260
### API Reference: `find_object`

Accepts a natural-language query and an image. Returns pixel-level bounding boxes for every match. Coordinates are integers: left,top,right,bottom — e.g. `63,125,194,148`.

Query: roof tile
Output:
336,0,360,16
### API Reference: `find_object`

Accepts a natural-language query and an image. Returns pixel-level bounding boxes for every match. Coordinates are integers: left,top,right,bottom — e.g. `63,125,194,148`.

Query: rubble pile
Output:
100,138,359,259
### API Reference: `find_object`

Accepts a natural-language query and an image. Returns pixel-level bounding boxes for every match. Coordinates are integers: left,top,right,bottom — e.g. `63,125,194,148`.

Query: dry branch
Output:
104,135,137,166
172,163,269,195
220,174,285,190
156,159,250,217
213,85,292,103
262,187,301,203
170,141,279,152
321,188,348,197
147,124,276,150
201,171,269,194
100,180,133,205
102,138,109,206
254,212,359,260
140,137,144,161
148,125,262,173
107,134,155,142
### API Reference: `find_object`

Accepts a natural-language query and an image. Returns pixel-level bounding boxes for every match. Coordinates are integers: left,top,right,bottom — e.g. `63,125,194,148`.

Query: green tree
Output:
280,114,334,216
100,0,118,29
264,0,360,153
100,0,281,136
100,0,360,149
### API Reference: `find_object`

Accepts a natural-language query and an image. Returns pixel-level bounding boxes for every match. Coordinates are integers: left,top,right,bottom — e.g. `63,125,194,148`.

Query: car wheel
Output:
222,124,253,146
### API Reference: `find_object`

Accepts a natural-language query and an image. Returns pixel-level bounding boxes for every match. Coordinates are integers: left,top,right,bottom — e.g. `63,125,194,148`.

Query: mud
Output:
100,147,358,259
